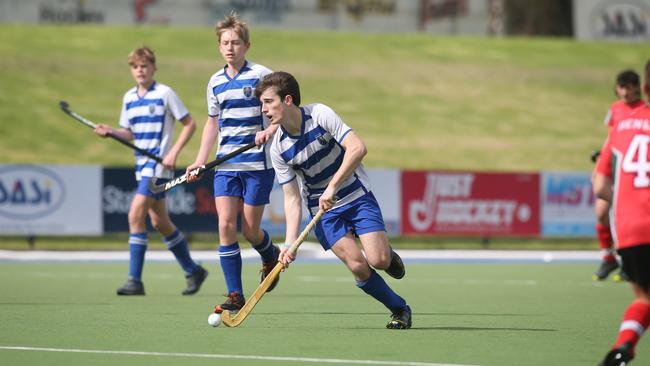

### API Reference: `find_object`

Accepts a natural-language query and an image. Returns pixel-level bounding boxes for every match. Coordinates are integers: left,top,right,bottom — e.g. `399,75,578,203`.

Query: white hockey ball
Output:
208,313,221,327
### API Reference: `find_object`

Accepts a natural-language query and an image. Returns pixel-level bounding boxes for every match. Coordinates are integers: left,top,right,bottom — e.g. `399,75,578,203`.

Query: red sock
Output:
596,224,615,262
613,300,650,356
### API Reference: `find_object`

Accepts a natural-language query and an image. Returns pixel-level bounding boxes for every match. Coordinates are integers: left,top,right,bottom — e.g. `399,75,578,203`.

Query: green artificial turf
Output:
0,261,646,365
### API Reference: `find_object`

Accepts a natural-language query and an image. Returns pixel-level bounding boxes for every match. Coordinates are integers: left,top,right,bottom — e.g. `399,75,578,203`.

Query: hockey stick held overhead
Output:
220,209,325,328
147,142,258,194
59,100,163,163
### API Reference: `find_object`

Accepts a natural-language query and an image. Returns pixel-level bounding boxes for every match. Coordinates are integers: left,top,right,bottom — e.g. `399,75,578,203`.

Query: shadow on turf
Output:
420,326,557,332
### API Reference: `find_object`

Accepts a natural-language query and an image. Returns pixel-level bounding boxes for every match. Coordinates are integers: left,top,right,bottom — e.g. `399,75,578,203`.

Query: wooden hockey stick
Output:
221,209,325,327
59,100,163,163
147,142,257,193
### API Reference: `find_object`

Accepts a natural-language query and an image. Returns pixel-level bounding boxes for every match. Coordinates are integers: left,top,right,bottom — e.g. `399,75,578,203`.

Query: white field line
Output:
0,345,480,366
0,246,601,263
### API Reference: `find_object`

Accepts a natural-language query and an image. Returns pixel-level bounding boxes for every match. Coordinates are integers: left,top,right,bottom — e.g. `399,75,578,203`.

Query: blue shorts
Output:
136,177,166,200
213,169,275,206
313,192,386,250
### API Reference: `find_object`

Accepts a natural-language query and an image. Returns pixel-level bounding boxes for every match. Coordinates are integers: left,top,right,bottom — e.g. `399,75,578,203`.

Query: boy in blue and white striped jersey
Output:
186,13,280,314
95,46,207,296
255,71,411,329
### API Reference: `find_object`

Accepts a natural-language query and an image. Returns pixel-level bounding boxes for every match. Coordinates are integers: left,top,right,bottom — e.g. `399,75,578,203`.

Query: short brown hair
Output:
215,12,250,44
255,71,301,106
128,46,156,66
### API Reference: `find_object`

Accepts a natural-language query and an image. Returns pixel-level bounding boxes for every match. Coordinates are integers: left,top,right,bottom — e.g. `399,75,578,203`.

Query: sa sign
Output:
0,165,65,220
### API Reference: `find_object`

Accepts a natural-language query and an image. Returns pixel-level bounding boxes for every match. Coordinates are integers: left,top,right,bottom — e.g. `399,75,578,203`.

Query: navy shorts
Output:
619,244,650,291
136,177,166,200
213,169,275,206
313,192,386,250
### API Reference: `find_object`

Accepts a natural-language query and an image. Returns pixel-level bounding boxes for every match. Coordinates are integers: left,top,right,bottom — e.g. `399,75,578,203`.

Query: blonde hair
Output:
127,46,156,66
215,12,250,44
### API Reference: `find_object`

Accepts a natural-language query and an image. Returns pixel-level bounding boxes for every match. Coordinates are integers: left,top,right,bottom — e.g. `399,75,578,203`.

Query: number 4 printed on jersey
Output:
623,135,650,188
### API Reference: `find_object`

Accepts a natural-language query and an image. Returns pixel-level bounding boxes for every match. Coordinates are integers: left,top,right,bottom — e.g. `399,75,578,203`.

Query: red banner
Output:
401,171,540,237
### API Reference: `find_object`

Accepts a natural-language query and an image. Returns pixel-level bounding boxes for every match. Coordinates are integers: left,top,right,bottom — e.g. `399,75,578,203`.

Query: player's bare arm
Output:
280,179,302,268
186,116,219,182
593,173,613,202
255,123,279,145
319,131,367,212
94,124,134,141
163,114,196,170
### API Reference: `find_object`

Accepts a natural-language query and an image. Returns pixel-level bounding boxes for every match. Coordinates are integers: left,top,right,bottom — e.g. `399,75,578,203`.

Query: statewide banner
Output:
0,164,102,235
541,171,596,237
102,167,401,237
401,171,540,237
102,168,218,233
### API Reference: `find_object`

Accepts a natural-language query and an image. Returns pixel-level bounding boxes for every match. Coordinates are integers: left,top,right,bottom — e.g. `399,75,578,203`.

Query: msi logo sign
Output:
590,2,650,40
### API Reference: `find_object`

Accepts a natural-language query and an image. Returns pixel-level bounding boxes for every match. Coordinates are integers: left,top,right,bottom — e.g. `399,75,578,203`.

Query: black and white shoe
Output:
386,305,412,329
598,342,633,366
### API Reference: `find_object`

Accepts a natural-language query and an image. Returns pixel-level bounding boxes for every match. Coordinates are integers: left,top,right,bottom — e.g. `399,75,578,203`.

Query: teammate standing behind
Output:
185,13,280,314
94,46,207,296
256,71,411,329
594,62,650,365
593,70,643,281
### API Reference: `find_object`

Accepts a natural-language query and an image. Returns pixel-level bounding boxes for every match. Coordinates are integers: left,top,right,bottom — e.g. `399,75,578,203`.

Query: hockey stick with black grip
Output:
148,141,257,194
59,100,163,163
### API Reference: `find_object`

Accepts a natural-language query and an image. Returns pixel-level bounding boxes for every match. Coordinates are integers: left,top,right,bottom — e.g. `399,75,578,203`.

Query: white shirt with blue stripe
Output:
270,103,371,214
206,60,273,171
119,81,189,180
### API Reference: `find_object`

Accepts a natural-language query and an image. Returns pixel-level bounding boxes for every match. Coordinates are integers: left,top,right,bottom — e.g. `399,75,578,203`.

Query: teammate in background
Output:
594,61,650,365
94,46,207,296
256,71,411,329
185,13,280,313
592,69,643,281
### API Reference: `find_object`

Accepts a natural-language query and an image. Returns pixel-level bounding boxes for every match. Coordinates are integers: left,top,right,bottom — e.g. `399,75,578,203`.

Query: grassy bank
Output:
1,24,646,171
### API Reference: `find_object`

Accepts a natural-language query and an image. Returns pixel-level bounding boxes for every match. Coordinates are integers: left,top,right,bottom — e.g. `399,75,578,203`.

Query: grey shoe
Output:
593,260,619,281
385,249,405,279
116,279,145,296
182,265,208,296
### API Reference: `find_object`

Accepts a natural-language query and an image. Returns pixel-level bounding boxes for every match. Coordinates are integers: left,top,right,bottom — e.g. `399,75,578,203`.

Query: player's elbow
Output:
351,141,367,160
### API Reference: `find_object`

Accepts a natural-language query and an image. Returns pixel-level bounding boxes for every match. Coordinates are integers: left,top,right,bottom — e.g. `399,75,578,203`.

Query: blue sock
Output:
252,230,277,263
356,269,407,313
128,233,148,281
164,230,198,276
219,242,243,294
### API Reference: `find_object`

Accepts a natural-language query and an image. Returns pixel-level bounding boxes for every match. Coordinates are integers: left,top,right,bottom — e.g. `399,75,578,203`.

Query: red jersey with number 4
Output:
597,104,650,249
604,100,645,129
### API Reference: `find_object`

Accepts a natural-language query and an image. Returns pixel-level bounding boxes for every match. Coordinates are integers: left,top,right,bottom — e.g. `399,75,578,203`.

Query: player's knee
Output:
347,259,370,277
219,220,237,236
241,226,261,244
368,253,391,270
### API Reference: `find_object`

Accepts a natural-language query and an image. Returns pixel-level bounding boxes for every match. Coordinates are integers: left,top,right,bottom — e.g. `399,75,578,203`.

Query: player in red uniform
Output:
594,63,650,366
593,70,643,281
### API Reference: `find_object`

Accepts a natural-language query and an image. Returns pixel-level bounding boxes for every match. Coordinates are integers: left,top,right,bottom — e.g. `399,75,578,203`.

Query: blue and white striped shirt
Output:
206,61,272,171
119,81,189,180
270,103,371,214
